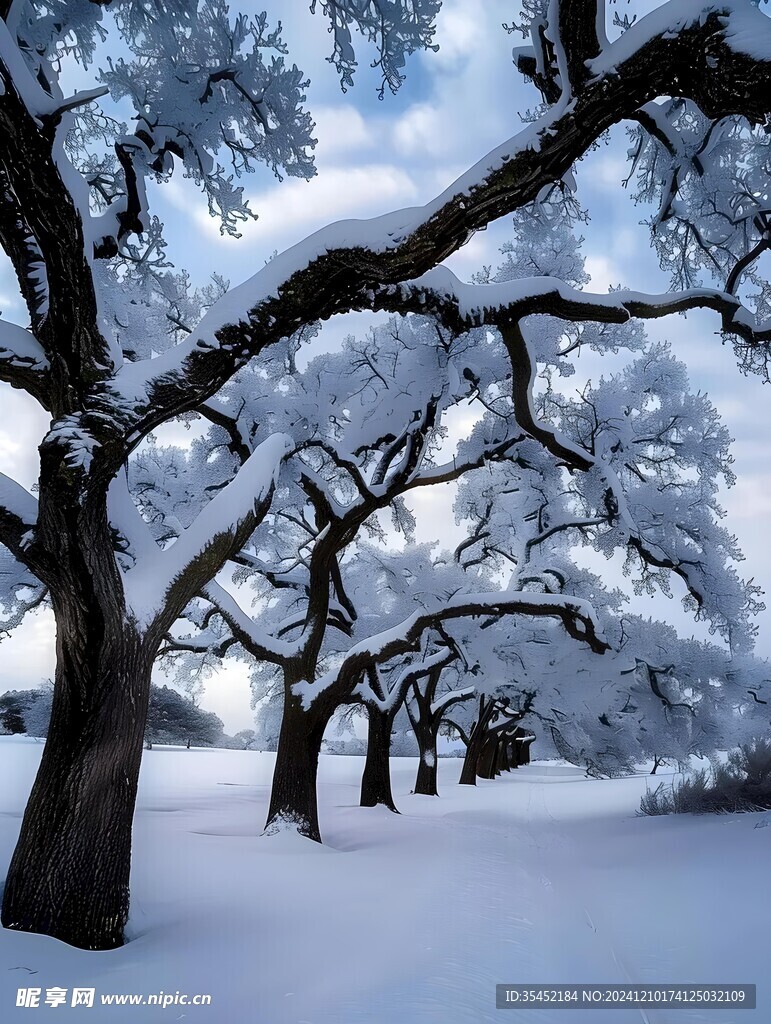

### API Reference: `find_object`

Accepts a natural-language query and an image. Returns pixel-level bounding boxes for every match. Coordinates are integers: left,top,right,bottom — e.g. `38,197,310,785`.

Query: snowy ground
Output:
0,736,767,1023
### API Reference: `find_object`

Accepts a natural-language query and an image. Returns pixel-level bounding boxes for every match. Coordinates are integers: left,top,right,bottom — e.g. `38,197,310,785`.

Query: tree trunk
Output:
459,702,491,786
477,733,498,780
519,734,534,765
413,720,439,796
360,706,398,812
265,679,332,843
2,613,152,950
494,738,507,776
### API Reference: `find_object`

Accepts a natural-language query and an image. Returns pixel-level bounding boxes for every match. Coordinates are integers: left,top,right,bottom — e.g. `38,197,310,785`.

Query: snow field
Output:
0,737,767,1023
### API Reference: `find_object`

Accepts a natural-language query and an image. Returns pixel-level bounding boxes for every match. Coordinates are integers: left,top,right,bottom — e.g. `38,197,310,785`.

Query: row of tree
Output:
137,224,763,834
2,0,771,952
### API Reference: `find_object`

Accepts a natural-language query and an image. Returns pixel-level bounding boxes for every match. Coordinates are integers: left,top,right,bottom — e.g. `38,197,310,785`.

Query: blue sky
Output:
2,0,771,731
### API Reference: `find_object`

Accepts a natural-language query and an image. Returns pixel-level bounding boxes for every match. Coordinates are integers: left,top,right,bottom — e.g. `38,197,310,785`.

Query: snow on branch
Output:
0,540,47,638
113,0,771,440
355,644,458,714
124,432,292,631
385,266,771,343
0,471,38,567
430,684,476,720
201,580,296,666
0,316,50,402
295,591,608,708
108,468,162,569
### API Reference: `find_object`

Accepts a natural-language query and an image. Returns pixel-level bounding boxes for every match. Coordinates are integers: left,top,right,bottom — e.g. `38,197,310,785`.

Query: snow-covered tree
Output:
146,316,609,838
145,684,225,748
5,0,771,950
0,686,51,736
444,340,762,782
405,655,476,796
148,220,760,825
230,728,258,751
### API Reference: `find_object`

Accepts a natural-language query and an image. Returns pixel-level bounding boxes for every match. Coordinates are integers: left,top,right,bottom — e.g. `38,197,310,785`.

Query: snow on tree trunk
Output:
414,723,439,797
359,705,398,812
516,735,533,766
265,672,334,842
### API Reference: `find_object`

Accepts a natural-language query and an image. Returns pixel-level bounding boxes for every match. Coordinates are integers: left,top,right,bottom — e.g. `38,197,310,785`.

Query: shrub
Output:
639,740,771,816
639,782,676,816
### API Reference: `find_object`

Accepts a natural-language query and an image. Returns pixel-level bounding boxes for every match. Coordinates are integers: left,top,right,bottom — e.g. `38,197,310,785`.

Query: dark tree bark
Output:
359,705,398,812
477,733,498,780
406,659,472,797
0,507,153,946
496,738,510,775
460,704,534,784
458,697,494,786
408,671,441,796
458,738,481,785
413,714,440,796
516,730,535,766
466,709,505,781
265,669,334,843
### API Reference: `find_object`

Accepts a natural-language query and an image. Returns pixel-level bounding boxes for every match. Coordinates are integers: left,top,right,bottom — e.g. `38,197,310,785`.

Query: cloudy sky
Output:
2,0,771,732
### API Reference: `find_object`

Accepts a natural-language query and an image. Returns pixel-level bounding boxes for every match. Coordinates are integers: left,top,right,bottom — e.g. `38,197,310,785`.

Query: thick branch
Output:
557,0,604,92
298,591,608,708
116,1,771,441
0,33,113,405
123,433,291,634
0,317,50,405
0,471,38,569
201,580,294,666
358,645,458,715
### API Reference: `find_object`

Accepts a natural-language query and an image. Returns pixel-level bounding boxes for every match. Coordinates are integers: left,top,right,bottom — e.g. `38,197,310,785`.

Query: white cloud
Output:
724,474,771,520
193,163,420,253
429,0,488,70
310,104,375,158
587,154,628,188
392,102,444,158
584,254,621,292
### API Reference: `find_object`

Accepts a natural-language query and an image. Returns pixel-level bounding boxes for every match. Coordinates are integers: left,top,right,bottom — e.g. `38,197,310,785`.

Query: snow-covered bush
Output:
322,737,368,756
639,740,771,815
